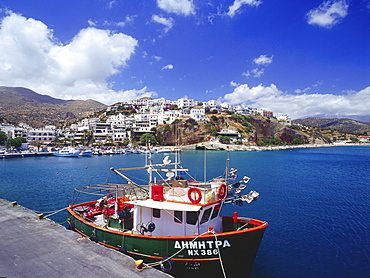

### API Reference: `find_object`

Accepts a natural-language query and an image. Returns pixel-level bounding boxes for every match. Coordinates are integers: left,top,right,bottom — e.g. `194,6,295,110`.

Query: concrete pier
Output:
0,199,172,278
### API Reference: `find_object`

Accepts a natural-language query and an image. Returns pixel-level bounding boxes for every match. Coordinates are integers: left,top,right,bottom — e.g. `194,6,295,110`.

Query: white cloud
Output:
294,87,311,94
107,1,117,9
0,12,154,105
161,64,174,70
96,87,158,104
242,54,272,78
223,83,281,104
157,0,195,16
253,54,273,65
306,0,349,28
242,68,265,78
227,0,262,17
153,55,162,62
152,14,174,34
88,19,97,26
220,83,370,119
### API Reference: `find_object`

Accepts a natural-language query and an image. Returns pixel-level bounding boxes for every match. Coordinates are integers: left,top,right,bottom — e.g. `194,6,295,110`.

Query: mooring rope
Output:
211,230,227,278
43,207,69,218
143,230,210,269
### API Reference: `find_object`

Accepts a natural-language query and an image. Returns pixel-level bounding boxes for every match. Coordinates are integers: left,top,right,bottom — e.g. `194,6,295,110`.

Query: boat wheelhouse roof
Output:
127,198,203,212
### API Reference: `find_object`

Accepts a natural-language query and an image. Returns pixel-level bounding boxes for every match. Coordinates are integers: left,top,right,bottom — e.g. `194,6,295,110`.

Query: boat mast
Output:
204,149,207,183
110,167,149,194
146,142,153,184
226,152,230,184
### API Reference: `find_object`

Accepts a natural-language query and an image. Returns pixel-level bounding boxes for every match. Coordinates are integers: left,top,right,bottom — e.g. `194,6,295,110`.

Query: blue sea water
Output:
0,146,369,277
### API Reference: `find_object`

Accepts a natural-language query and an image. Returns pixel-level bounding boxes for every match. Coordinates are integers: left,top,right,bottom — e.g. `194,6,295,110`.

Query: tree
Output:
0,131,7,145
122,138,130,146
210,126,218,136
6,137,27,148
140,133,157,146
218,135,230,144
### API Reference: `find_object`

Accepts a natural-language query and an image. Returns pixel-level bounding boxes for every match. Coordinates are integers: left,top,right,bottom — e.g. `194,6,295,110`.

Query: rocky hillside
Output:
156,113,327,146
292,117,370,135
0,87,107,127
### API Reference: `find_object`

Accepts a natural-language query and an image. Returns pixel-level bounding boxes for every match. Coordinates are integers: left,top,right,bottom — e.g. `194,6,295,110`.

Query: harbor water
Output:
0,146,369,277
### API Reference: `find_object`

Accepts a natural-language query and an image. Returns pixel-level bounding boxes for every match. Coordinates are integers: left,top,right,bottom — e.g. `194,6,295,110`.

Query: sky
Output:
0,0,369,120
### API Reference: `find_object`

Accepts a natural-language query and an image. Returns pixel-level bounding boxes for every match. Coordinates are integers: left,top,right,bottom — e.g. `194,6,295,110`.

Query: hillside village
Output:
0,95,368,151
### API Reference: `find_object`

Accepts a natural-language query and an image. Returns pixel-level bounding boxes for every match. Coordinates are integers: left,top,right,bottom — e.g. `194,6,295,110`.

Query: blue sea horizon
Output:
0,146,369,277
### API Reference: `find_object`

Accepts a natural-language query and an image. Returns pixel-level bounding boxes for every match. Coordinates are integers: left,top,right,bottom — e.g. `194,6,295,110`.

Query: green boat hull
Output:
67,207,267,277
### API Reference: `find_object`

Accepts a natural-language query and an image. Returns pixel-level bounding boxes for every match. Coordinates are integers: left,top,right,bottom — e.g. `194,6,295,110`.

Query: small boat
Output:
67,153,268,277
53,147,80,157
155,146,182,153
79,148,93,156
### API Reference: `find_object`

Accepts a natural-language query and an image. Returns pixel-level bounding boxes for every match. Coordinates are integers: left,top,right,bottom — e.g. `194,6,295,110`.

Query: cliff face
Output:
156,118,211,146
245,116,311,143
155,114,320,146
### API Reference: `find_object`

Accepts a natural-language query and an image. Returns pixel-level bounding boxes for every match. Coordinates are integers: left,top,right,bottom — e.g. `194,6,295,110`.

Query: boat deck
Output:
0,199,172,278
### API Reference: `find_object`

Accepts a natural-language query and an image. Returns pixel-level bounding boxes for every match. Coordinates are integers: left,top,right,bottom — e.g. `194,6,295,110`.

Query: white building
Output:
93,123,112,142
129,97,153,108
112,128,130,143
234,105,251,115
277,115,291,125
177,96,195,109
157,110,183,125
0,124,28,139
204,100,221,111
133,114,158,132
75,118,100,132
27,126,57,144
190,107,208,121
221,103,234,111
107,113,129,127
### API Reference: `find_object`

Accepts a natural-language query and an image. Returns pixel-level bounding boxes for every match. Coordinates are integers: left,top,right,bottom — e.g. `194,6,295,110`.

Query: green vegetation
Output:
6,137,27,148
210,115,218,122
210,125,218,136
230,114,254,133
257,137,305,146
121,138,130,146
0,131,7,144
288,124,303,131
218,135,231,144
140,133,158,146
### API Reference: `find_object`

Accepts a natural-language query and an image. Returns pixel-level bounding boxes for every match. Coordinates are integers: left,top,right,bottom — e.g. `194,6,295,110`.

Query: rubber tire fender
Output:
160,257,173,273
67,222,75,230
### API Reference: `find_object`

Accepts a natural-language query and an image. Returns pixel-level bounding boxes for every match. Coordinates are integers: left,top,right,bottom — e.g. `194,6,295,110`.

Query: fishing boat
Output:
79,148,93,156
53,147,80,157
67,153,268,277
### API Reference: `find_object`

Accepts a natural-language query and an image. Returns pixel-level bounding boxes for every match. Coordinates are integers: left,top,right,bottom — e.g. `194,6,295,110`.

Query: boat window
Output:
186,211,198,225
211,205,220,219
200,207,212,224
174,211,182,223
153,208,160,218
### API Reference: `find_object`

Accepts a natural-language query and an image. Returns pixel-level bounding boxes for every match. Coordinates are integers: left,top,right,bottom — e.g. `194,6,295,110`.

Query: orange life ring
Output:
218,184,227,200
188,187,202,204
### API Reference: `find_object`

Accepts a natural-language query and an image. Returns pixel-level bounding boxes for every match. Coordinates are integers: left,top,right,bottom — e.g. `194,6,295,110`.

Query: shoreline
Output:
182,142,369,151
1,143,368,159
